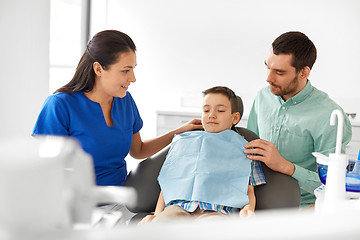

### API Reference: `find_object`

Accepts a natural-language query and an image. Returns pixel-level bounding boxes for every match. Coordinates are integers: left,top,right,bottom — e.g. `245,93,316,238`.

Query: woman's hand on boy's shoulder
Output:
175,119,203,134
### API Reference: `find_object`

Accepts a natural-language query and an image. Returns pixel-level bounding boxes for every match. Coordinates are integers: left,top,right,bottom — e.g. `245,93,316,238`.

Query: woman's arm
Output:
239,185,256,217
130,119,202,159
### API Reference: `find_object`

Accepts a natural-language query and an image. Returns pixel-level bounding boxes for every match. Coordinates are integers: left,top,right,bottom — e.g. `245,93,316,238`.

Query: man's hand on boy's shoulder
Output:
244,139,295,176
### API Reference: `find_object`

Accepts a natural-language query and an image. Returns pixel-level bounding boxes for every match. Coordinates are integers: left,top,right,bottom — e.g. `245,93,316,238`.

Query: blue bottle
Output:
351,148,360,174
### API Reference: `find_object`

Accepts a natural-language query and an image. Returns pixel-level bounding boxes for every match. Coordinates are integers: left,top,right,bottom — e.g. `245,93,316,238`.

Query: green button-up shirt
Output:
247,81,352,207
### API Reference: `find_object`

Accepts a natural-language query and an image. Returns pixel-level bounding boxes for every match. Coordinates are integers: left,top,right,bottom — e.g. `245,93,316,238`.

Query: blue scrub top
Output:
32,91,143,186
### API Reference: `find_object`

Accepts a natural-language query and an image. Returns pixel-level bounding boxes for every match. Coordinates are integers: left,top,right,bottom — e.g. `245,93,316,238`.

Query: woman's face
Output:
94,51,137,98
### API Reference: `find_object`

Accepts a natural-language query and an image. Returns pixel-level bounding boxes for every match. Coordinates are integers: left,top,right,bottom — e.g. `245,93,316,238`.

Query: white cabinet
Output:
156,109,247,136
347,124,360,160
156,110,201,136
156,110,360,160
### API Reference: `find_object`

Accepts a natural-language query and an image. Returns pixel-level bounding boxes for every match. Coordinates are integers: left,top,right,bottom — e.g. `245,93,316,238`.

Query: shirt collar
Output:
278,80,313,105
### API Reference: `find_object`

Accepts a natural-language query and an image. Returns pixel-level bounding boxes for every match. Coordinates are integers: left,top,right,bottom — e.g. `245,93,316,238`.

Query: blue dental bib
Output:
158,130,251,209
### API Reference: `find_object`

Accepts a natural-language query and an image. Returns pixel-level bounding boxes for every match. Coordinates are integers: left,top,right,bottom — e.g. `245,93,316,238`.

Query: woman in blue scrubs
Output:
33,30,202,186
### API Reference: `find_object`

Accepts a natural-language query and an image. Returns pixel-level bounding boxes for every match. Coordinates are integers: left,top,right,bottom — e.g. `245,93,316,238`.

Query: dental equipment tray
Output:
318,159,360,192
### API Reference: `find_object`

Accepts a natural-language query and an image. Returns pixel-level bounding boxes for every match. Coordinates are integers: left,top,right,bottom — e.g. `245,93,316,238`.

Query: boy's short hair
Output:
202,86,239,114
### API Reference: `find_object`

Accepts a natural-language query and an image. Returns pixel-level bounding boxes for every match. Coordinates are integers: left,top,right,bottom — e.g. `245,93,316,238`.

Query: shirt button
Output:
282,106,286,110
294,101,297,104
276,127,279,131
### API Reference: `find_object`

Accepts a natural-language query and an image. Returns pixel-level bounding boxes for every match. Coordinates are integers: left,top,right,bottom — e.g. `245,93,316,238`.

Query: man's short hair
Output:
272,31,317,72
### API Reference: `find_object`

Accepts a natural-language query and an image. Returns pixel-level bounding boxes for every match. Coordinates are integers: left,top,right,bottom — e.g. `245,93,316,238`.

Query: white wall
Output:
0,0,50,139
2,1,358,141
91,0,360,140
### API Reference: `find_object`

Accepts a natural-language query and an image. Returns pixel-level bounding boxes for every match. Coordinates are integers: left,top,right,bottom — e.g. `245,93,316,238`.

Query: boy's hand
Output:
239,208,255,217
138,214,156,225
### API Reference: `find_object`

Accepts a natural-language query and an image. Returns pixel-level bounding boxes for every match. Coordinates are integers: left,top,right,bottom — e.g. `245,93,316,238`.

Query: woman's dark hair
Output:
55,30,136,93
272,31,317,72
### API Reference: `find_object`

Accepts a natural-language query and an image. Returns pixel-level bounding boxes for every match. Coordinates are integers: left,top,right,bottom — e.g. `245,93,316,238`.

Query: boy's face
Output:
202,93,240,133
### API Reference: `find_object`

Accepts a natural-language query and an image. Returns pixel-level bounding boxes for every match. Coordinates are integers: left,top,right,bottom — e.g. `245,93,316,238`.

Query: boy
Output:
139,86,265,223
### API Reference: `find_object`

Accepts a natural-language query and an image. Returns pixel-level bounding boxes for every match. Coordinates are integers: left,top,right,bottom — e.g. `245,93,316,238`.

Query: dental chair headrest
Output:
234,95,244,125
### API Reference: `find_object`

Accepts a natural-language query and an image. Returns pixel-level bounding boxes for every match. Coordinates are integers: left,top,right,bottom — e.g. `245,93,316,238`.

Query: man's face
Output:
265,49,302,101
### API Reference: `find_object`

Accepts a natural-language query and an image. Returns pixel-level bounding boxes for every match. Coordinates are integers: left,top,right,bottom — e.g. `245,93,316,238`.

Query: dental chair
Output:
124,96,301,223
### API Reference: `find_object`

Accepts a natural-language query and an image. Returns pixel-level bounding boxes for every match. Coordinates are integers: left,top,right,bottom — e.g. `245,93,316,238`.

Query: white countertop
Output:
349,117,360,127
156,107,202,117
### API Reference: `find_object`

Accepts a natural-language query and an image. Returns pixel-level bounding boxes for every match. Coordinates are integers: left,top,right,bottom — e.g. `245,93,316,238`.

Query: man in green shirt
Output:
244,31,352,208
